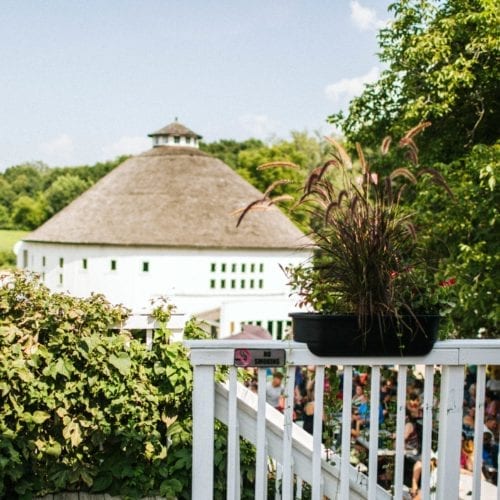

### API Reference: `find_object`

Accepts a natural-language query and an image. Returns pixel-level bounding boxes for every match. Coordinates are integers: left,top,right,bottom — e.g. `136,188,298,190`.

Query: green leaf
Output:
32,410,50,424
92,474,113,492
109,353,132,376
62,421,82,447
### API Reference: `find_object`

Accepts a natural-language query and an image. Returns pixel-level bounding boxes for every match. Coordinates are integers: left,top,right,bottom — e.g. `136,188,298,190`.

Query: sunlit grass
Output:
0,229,27,269
0,229,27,252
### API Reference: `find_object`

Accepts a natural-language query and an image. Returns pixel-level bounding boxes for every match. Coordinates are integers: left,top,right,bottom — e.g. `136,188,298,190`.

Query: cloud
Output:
101,136,150,159
238,114,279,139
325,66,380,105
350,1,386,31
39,134,74,162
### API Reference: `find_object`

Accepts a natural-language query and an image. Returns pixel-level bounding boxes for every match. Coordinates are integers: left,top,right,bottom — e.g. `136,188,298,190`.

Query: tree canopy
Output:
330,0,499,163
330,0,499,338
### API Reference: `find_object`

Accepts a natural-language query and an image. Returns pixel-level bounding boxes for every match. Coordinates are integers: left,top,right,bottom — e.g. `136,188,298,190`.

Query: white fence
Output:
185,339,500,500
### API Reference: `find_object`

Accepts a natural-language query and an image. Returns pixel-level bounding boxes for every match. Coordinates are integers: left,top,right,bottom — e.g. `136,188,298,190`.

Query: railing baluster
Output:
472,364,486,500
256,367,268,499
420,364,435,500
281,365,296,500
186,339,499,499
394,364,407,498
227,366,240,500
192,364,215,500
311,365,325,500
340,365,353,499
436,364,464,500
296,476,303,499
367,365,381,500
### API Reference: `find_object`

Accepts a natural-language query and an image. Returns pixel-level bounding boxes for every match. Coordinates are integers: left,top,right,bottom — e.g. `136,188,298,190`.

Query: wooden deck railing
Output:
185,339,500,500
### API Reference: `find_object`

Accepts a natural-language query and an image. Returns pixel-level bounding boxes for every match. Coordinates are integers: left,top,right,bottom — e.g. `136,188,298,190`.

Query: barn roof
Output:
148,121,202,139
24,145,308,250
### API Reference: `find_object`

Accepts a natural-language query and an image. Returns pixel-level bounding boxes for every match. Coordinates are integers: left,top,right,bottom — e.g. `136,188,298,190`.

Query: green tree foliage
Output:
11,195,48,230
329,0,499,338
416,143,499,337
200,138,265,169
0,157,124,231
44,174,90,216
330,0,499,162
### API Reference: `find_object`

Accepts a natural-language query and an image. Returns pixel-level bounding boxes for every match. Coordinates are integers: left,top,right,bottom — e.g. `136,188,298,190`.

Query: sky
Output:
1,0,392,170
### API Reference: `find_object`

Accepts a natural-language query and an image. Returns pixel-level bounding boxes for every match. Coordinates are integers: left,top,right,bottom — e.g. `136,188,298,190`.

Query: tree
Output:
330,0,499,163
328,0,499,338
11,195,48,230
200,138,265,170
44,174,90,216
416,143,499,338
0,157,124,231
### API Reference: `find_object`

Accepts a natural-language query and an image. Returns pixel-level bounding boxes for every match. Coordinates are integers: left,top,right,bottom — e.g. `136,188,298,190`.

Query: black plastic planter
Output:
290,313,440,357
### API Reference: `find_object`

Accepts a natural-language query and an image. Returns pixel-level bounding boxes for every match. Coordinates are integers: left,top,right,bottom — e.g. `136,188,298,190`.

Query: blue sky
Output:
1,0,391,170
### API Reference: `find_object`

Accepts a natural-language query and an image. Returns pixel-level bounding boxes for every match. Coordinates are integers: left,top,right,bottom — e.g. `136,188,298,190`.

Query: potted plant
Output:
237,122,453,356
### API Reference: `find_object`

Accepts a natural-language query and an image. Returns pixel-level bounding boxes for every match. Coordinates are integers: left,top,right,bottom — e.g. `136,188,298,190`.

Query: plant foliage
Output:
0,272,195,498
238,125,453,334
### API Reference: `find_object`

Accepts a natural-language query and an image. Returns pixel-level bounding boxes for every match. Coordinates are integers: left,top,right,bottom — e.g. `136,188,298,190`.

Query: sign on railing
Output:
234,348,286,368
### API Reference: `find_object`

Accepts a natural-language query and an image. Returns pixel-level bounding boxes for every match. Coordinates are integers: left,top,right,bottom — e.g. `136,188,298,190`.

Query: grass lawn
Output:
0,229,27,252
0,229,27,268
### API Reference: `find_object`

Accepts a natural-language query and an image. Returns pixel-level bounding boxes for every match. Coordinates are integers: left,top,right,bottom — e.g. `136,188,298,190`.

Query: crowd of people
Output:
244,364,499,495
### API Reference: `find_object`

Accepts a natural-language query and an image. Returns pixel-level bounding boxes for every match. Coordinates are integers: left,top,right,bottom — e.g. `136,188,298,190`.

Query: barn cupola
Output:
148,119,202,148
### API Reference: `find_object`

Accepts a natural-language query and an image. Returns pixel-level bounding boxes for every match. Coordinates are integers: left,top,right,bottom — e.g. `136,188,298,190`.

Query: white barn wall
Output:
17,241,309,335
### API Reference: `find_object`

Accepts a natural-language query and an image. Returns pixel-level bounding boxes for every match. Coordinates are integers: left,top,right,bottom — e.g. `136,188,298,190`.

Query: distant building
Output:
16,121,310,337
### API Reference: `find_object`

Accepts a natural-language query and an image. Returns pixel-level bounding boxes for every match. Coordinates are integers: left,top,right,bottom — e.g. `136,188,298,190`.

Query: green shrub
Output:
0,272,197,498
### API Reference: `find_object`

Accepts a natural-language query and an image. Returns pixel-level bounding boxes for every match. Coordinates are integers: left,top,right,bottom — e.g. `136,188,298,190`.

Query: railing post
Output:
436,364,464,500
192,363,215,500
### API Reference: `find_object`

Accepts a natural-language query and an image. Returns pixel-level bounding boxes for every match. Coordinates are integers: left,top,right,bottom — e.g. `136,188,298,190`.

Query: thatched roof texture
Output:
25,146,307,249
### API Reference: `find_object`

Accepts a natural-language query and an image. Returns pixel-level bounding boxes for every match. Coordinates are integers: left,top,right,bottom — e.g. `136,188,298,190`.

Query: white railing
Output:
185,339,500,500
